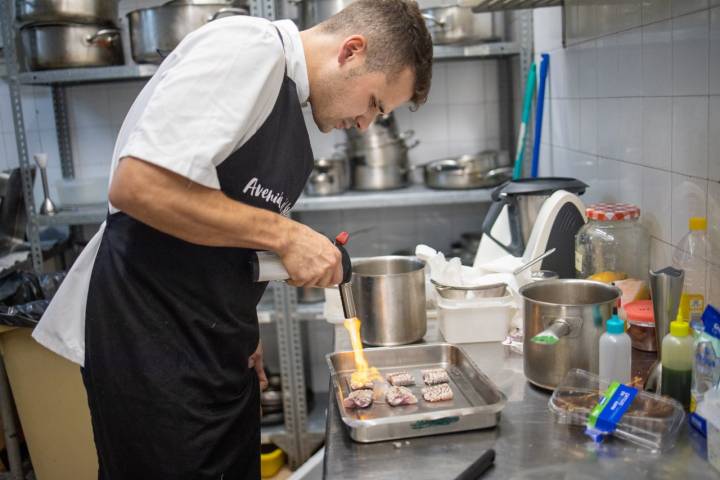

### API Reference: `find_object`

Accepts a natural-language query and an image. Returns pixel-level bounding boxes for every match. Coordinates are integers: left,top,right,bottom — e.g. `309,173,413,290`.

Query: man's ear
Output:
337,35,367,66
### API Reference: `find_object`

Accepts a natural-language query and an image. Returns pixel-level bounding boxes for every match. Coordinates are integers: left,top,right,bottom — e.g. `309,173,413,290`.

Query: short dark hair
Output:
319,0,433,110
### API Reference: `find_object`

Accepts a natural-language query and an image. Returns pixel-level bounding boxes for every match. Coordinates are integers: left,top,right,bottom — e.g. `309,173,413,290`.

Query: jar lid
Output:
625,300,654,325
586,202,641,221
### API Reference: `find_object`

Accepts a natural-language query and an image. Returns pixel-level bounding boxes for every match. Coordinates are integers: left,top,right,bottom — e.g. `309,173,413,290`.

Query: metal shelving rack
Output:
0,0,535,471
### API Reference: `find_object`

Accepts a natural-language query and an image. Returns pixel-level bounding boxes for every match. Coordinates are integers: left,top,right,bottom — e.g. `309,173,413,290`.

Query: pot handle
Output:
530,319,571,345
422,13,446,28
83,28,120,47
399,130,420,150
209,7,249,21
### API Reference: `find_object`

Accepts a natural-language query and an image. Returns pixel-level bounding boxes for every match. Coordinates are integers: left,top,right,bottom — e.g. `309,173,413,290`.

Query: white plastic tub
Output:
437,292,516,343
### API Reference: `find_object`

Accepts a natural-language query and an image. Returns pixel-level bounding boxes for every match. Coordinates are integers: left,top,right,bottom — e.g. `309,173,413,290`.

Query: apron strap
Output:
271,25,288,76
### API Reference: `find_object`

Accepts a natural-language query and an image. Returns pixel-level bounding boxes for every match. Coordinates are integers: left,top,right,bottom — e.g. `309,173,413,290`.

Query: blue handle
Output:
531,54,550,178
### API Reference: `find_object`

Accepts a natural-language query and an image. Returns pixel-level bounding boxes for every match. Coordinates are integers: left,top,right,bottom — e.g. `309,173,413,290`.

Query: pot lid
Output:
625,300,654,324
586,202,640,221
491,177,587,201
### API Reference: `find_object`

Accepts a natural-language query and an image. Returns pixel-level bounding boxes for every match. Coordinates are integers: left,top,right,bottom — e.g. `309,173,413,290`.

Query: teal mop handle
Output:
512,63,536,180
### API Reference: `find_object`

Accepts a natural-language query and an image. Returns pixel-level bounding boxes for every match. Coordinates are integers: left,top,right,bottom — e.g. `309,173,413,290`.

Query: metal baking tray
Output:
327,343,507,443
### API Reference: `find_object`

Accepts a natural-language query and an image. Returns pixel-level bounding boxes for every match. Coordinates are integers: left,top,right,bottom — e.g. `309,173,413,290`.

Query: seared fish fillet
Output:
349,376,374,391
386,386,418,406
386,371,416,387
343,389,374,409
422,368,449,385
422,383,454,402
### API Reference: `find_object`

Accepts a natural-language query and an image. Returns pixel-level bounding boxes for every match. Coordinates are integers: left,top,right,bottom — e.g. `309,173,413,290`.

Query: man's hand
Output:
248,341,268,391
277,224,343,288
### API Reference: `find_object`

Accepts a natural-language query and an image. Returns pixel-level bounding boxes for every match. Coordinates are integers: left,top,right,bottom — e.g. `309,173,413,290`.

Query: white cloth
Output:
32,18,310,366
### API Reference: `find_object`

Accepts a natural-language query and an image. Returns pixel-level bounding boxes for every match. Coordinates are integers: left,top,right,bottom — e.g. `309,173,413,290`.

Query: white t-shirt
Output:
32,17,310,366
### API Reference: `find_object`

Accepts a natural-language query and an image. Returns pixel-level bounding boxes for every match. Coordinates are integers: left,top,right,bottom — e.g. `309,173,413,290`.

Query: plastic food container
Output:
625,300,656,352
55,177,108,206
575,203,650,281
437,292,516,343
549,369,685,451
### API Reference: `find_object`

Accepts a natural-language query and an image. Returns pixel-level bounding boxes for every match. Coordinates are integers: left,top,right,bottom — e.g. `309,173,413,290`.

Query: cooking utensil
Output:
33,154,57,216
305,154,350,196
519,279,621,389
512,62,536,180
21,24,123,70
351,164,409,191
512,247,556,275
351,256,426,346
531,53,549,178
645,266,685,393
327,343,507,442
127,0,248,64
421,6,502,45
298,0,355,28
431,279,507,300
454,449,495,480
424,158,511,190
16,0,119,26
251,232,355,320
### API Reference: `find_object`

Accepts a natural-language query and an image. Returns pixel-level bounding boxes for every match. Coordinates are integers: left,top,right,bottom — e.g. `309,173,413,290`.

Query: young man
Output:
33,0,432,478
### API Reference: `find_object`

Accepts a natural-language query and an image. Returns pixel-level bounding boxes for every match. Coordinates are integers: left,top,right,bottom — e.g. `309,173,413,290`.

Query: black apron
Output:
82,28,314,480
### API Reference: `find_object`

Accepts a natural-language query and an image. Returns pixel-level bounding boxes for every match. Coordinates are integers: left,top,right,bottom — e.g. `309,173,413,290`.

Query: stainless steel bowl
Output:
431,279,507,300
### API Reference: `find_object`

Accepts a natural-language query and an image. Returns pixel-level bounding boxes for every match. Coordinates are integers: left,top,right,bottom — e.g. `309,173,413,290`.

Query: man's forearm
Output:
109,157,294,253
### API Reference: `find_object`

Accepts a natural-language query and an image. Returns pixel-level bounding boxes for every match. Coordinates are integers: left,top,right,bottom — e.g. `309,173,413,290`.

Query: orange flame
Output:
343,317,380,387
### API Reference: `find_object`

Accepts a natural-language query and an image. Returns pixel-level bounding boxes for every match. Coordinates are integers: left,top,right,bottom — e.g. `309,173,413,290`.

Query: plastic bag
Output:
0,271,66,326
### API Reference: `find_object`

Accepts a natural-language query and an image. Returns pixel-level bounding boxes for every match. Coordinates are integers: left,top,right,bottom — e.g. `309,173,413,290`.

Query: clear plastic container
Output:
599,315,631,384
549,369,685,451
672,217,708,328
625,300,656,352
575,203,650,282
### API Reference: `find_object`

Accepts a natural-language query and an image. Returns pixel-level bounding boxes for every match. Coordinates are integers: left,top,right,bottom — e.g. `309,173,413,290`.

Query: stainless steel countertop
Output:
323,322,714,479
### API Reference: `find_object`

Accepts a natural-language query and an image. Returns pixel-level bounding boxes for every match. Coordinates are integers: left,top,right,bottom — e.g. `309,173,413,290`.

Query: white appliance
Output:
474,178,588,278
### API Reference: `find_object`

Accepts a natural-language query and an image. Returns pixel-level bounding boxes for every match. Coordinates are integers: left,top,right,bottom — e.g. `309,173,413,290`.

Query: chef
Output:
32,0,432,478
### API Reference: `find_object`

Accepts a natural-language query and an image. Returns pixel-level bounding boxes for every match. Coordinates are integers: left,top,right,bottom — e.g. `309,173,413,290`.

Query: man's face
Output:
308,36,415,133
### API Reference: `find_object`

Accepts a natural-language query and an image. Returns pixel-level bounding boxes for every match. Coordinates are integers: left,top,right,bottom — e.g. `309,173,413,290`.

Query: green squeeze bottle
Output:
661,313,694,409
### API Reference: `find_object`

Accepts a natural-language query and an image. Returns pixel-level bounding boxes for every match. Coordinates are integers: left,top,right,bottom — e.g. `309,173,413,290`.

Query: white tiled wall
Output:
536,1,720,306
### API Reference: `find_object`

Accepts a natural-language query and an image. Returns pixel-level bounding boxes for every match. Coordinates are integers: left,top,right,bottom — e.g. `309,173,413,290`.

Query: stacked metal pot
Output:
17,0,124,70
421,6,505,46
127,0,250,64
304,151,351,196
345,113,418,191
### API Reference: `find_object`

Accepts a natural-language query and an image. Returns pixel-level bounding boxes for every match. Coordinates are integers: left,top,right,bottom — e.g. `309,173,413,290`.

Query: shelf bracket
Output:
52,86,75,179
273,283,311,469
1,0,43,273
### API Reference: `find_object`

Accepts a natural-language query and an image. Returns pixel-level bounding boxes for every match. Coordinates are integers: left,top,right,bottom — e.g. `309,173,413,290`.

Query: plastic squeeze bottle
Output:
599,314,632,384
673,217,708,330
661,313,695,409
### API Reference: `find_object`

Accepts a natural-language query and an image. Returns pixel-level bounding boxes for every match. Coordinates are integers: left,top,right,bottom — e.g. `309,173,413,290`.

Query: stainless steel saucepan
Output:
422,7,504,45
351,256,427,346
21,23,123,70
127,0,249,64
424,151,511,190
17,0,119,26
519,279,620,390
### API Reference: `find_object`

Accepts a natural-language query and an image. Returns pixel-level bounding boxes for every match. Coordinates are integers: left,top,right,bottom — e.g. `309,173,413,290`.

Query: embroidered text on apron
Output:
81,29,314,480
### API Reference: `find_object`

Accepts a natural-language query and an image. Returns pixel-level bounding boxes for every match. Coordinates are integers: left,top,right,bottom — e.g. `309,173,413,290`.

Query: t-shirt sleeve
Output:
118,18,285,189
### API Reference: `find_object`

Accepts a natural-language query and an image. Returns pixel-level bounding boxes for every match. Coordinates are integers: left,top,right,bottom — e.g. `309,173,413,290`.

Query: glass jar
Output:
575,203,650,281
